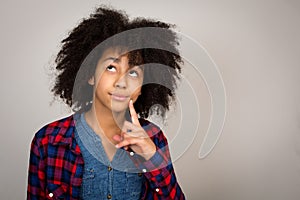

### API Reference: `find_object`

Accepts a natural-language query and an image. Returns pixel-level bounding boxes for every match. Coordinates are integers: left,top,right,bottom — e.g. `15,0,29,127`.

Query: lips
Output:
110,93,130,101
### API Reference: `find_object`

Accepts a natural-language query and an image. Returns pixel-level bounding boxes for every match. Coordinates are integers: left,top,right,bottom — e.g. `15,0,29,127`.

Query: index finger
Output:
129,99,140,126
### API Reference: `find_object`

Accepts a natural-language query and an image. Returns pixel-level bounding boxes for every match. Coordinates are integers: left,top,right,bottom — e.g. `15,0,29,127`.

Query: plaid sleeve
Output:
27,132,47,199
134,121,185,200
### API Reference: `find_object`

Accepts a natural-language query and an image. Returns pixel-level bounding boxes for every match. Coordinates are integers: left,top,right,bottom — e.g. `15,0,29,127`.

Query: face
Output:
89,48,144,114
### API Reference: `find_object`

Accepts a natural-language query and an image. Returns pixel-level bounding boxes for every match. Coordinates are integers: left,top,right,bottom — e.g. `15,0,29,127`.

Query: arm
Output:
114,101,185,199
139,131,185,200
27,136,46,199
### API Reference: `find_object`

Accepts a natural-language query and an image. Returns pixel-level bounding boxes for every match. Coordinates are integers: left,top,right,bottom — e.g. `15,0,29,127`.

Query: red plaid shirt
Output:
27,114,185,199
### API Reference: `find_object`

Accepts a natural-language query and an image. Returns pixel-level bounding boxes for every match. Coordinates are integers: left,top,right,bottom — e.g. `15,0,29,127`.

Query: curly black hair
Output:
52,6,183,118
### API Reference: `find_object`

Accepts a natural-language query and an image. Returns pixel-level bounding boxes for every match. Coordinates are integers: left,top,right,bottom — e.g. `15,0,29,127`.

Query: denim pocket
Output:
81,168,95,197
126,172,144,199
81,167,108,199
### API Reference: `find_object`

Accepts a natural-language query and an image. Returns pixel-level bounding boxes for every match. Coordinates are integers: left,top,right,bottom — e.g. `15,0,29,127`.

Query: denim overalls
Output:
74,113,144,200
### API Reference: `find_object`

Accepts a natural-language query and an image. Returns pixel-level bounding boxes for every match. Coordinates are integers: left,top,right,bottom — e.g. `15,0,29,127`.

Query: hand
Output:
113,100,156,160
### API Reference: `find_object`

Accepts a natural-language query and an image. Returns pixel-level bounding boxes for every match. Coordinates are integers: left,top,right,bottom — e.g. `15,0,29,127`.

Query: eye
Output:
106,65,116,72
128,70,139,77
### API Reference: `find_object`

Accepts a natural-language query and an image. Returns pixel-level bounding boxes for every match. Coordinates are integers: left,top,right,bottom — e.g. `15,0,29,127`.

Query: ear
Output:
88,76,95,86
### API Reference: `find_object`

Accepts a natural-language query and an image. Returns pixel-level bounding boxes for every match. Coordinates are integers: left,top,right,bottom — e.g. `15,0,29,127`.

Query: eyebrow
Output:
103,57,120,63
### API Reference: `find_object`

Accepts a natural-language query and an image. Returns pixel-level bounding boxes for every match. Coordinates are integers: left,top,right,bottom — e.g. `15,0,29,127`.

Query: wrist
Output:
143,151,156,161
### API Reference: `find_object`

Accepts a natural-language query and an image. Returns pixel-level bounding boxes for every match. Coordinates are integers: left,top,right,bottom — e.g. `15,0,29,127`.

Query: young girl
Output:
27,6,185,200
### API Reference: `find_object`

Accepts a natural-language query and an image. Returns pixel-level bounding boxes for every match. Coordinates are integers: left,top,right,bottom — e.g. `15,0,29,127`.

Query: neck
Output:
84,105,126,141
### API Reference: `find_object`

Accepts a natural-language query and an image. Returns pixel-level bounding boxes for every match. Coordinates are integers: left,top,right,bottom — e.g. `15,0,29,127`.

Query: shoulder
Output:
139,118,168,146
33,115,75,144
139,118,161,137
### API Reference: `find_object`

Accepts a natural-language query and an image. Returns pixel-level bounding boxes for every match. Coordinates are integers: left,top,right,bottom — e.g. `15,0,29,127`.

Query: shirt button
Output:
142,168,147,173
129,151,135,156
48,193,54,198
155,188,160,192
107,194,112,199
108,166,112,171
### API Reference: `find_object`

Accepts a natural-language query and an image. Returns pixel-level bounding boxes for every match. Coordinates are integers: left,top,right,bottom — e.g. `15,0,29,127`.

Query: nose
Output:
115,74,127,89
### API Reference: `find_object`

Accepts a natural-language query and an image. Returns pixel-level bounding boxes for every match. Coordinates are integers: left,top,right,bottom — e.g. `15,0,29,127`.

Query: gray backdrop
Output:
0,0,300,199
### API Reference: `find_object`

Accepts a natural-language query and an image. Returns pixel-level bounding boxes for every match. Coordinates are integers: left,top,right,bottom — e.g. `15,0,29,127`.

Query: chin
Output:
110,104,128,114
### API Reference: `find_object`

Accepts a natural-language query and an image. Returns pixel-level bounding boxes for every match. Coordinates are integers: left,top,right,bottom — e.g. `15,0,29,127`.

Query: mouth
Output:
109,93,130,101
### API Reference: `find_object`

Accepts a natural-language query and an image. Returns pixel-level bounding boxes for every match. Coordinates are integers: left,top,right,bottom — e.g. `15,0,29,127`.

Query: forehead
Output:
99,47,128,62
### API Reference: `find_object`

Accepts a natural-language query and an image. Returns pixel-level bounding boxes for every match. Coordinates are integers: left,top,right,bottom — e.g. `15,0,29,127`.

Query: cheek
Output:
130,86,142,101
96,73,112,88
94,78,110,97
